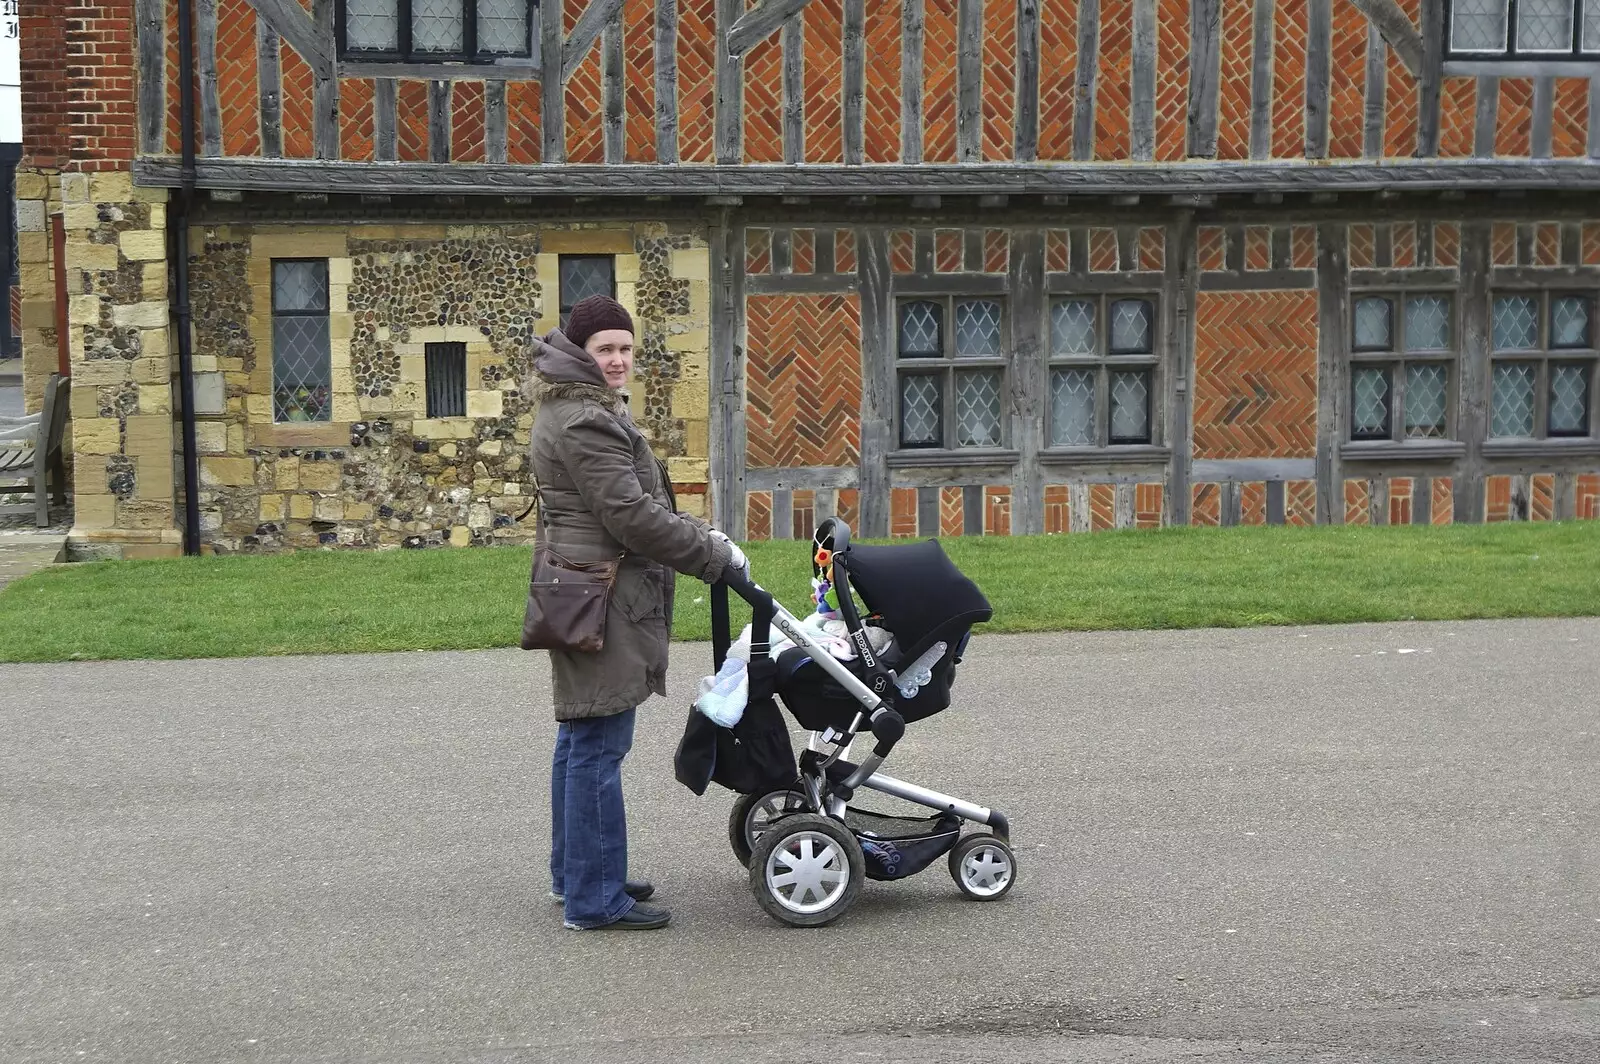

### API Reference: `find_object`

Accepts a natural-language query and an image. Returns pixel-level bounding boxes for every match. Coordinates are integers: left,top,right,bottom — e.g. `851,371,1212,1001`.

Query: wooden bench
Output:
0,373,72,528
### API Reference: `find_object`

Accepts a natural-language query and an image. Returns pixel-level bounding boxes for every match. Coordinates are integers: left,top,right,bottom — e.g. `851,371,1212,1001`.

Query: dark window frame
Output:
1443,0,1599,60
557,254,618,330
270,258,333,425
424,341,468,419
893,295,1010,451
1045,293,1161,449
1348,290,1458,444
336,0,535,64
1488,289,1600,440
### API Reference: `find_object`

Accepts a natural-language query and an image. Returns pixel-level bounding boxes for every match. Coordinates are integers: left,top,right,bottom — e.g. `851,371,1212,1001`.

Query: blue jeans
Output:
550,708,637,928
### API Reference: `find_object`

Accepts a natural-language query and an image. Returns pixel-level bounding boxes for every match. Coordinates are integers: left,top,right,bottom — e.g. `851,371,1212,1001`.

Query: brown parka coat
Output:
527,329,734,721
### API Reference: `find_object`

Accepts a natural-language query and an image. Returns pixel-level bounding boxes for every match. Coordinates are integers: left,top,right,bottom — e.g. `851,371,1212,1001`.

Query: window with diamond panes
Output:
895,298,1007,449
1489,292,1598,439
271,260,332,424
338,0,534,62
1047,296,1157,448
1348,293,1455,442
1446,0,1598,58
558,255,616,330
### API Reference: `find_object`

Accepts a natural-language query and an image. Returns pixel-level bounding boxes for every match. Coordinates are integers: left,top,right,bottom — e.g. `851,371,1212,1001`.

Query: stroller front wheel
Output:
728,786,807,867
948,833,1017,901
748,813,864,927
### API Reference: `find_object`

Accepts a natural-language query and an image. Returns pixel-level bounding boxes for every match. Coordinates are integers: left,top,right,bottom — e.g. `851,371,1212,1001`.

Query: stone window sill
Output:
1039,445,1171,466
1340,440,1467,462
887,448,1019,469
1481,438,1600,459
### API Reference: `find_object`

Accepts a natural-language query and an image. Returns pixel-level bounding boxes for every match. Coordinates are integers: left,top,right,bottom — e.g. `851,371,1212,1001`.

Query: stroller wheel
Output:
728,787,807,867
748,813,864,927
948,833,1016,901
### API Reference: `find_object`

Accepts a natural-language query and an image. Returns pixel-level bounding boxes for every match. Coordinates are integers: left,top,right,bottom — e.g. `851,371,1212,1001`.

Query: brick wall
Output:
21,5,71,169
63,0,138,171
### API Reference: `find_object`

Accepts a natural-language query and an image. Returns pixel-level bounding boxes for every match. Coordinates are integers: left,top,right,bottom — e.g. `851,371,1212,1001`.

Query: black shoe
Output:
567,902,671,931
551,879,654,904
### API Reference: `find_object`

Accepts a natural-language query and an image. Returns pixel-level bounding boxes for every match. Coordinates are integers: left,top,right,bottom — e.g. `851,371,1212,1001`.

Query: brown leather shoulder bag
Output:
520,545,623,653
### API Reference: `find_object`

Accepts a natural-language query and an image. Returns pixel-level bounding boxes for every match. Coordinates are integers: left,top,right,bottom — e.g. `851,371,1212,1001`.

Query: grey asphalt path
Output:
4,619,1599,1064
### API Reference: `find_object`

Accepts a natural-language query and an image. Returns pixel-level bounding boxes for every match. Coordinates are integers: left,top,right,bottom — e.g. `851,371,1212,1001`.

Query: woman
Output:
528,294,746,931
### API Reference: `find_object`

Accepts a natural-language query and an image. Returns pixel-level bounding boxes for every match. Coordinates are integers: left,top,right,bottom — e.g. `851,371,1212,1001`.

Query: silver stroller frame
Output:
718,518,1014,926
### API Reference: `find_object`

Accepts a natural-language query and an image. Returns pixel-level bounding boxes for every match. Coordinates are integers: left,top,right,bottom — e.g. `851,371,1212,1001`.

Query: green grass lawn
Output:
1,522,1598,663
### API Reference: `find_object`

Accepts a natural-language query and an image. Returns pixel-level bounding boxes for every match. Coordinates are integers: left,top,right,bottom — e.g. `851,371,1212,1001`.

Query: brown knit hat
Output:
565,295,635,350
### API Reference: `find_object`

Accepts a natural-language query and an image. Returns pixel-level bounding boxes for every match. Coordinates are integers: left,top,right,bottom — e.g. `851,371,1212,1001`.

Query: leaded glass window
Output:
558,255,616,329
1348,292,1456,443
1489,291,1598,440
338,0,535,62
1447,0,1596,57
271,260,332,424
895,297,1007,449
1047,295,1158,448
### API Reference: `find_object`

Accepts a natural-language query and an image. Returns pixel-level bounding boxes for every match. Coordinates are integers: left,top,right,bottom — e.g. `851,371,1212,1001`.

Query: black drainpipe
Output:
173,0,202,554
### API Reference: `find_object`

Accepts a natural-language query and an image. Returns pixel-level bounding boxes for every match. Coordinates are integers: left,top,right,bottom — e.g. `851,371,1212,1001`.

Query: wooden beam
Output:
198,0,223,157
844,0,865,165
1363,27,1386,159
1416,0,1441,157
1531,76,1554,160
542,0,565,163
602,19,625,164
917,487,941,536
312,0,337,159
710,214,746,535
1165,213,1198,526
902,0,925,164
727,0,815,56
485,81,508,164
1454,222,1490,524
132,158,1600,196
562,0,625,80
374,79,397,161
1073,0,1101,161
957,0,983,163
1315,222,1349,523
716,0,743,164
246,0,333,75
428,80,450,163
1131,0,1157,162
1349,0,1423,77
1015,0,1040,162
1305,0,1331,159
782,17,805,164
1473,76,1499,158
137,0,165,155
1010,230,1046,534
1189,0,1221,157
258,25,283,159
656,0,679,164
1591,77,1600,161
1248,0,1275,161
858,229,895,538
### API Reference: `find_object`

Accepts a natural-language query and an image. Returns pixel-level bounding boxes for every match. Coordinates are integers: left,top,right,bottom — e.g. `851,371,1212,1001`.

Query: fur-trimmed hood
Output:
528,328,626,411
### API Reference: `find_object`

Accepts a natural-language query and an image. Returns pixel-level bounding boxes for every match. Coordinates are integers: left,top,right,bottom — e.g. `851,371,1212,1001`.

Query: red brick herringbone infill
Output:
397,80,429,161
1327,1,1366,158
1432,477,1454,525
747,491,773,541
280,41,315,158
166,0,182,154
507,81,542,164
1156,0,1190,161
1382,0,1420,157
937,230,964,273
216,0,260,157
747,229,773,274
566,45,605,163
805,0,845,163
1496,77,1533,157
341,77,375,161
793,229,816,274
746,295,864,469
1215,0,1254,159
942,486,964,536
1434,222,1460,267
1090,484,1115,531
985,486,1012,535
1046,230,1071,272
892,488,918,537
1191,483,1220,526
1438,76,1475,158
1552,78,1590,159
835,230,858,273
922,0,959,162
1140,227,1165,271
1095,0,1133,160
453,81,486,163
1044,485,1070,534
983,0,1016,160
1345,479,1370,525
1271,0,1307,158
865,0,903,161
1038,0,1078,161
1193,291,1319,460
891,230,915,273
744,31,784,163
677,0,717,162
1392,222,1416,268
624,0,658,162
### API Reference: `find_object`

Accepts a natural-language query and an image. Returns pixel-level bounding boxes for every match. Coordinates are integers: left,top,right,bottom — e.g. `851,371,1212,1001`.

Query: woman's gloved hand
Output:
709,530,748,577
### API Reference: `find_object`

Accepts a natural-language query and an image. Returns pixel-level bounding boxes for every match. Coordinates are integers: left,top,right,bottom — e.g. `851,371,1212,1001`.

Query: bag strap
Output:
711,582,731,671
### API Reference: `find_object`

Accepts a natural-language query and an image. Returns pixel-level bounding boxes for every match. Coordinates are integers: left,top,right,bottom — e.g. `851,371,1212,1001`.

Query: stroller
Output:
683,517,1016,927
